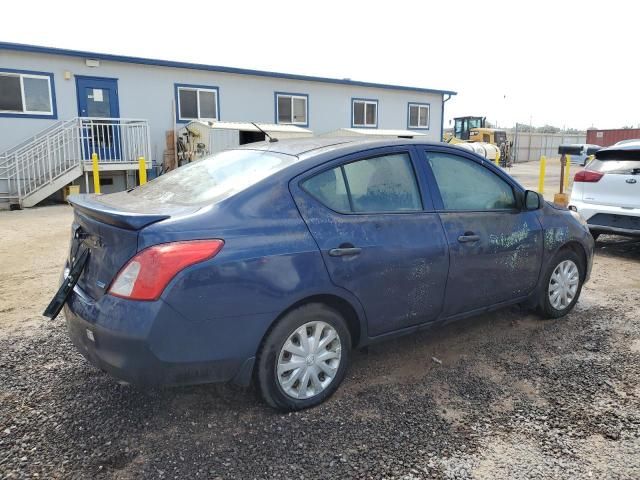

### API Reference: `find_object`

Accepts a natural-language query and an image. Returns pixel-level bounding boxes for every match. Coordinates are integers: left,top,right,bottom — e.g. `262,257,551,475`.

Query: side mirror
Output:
524,190,542,210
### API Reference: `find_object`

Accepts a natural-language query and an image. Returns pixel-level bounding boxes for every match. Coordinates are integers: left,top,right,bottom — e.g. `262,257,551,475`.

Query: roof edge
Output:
0,41,457,96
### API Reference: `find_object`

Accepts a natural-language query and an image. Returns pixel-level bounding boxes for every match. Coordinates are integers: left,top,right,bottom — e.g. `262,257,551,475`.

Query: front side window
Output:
352,99,377,127
276,93,308,125
303,153,422,213
176,85,218,122
427,152,516,210
408,103,429,129
0,71,54,116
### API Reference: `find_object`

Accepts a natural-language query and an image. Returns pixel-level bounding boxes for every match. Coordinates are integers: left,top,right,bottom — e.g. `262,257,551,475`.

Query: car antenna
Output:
251,122,278,143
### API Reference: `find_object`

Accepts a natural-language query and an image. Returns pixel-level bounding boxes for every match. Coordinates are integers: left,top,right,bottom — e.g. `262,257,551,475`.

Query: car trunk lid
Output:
67,193,197,300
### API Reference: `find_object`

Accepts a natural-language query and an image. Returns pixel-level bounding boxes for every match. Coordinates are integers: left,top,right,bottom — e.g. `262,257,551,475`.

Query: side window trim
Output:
298,147,432,215
421,148,521,213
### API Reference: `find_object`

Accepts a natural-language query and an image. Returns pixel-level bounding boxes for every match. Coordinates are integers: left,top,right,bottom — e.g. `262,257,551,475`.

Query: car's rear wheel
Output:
538,249,584,319
256,303,351,411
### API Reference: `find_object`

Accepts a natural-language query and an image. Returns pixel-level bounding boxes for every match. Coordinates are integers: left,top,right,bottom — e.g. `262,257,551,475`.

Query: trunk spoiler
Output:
68,194,171,230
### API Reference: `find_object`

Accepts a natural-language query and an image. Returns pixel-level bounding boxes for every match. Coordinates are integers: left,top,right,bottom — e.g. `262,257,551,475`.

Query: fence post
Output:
538,155,546,194
92,153,101,194
138,156,147,185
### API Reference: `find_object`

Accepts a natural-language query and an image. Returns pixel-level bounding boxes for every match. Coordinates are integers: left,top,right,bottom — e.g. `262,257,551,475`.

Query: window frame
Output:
174,83,220,123
407,102,430,130
274,92,309,127
351,98,378,128
299,147,428,215
0,68,57,119
421,148,521,213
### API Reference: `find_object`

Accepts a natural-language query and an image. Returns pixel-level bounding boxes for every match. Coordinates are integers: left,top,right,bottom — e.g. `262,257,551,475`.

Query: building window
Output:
175,84,219,122
0,69,56,118
275,93,308,125
352,99,378,128
408,103,430,129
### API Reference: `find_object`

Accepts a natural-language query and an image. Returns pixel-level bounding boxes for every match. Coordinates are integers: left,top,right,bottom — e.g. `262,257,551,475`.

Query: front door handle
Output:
458,233,480,243
328,247,362,257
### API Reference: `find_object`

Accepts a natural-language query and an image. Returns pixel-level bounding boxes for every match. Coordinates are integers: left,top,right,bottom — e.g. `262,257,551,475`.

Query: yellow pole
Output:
494,149,500,167
564,155,571,191
138,156,147,185
538,155,546,194
91,153,100,194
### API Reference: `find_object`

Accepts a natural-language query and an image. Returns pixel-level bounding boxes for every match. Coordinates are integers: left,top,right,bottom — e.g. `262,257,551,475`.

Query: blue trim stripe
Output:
407,102,430,131
0,67,57,119
0,42,457,96
351,98,378,128
274,92,309,127
174,83,220,124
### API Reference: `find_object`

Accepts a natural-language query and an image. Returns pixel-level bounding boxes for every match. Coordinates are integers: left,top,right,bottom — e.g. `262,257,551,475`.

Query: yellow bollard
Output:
564,156,571,191
91,153,100,194
538,155,546,194
494,150,501,167
138,156,147,185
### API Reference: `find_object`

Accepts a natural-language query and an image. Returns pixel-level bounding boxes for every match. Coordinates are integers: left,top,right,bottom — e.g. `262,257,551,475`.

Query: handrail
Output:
0,117,152,205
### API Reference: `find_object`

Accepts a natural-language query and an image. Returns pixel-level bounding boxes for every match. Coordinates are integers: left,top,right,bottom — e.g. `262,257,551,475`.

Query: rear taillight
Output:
109,240,224,301
574,170,604,183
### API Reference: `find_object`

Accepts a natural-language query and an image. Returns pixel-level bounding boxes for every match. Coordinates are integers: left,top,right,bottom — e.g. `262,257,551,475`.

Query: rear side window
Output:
302,153,422,213
302,168,350,212
427,152,516,211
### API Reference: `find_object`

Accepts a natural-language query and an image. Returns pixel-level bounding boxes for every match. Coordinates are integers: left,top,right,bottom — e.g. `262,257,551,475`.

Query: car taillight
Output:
108,240,224,301
574,170,604,183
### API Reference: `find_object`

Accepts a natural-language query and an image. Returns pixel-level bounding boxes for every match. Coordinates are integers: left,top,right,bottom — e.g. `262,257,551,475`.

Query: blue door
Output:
422,148,543,317
291,146,450,337
76,76,121,160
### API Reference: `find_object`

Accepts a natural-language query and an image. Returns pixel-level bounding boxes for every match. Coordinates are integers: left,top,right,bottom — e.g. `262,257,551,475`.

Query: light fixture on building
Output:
85,59,100,68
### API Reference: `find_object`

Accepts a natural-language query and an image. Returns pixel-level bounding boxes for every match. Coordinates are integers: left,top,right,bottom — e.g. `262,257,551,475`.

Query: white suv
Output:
569,142,640,239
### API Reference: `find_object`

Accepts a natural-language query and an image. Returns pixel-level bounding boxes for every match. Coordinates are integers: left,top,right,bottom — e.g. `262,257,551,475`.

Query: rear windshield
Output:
127,149,297,205
588,158,640,174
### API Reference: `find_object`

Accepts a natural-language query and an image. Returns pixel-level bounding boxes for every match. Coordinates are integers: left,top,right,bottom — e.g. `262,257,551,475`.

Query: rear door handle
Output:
458,233,480,243
328,247,362,257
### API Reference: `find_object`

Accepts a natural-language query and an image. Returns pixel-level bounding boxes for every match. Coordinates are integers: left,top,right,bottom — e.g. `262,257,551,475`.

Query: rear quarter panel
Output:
138,176,367,357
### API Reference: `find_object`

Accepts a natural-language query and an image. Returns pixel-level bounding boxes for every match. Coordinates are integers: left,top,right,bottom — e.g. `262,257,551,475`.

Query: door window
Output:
427,152,516,210
302,152,422,213
85,88,112,117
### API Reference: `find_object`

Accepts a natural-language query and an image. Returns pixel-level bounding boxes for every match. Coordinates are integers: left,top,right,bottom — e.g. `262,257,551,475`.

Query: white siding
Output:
0,50,445,159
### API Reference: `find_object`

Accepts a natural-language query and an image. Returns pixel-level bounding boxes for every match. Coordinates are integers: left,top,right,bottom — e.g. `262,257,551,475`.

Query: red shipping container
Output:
586,128,640,147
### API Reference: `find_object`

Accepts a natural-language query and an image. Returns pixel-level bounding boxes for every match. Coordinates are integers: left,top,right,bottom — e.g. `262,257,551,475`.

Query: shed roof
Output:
327,128,428,137
0,42,457,96
188,120,312,134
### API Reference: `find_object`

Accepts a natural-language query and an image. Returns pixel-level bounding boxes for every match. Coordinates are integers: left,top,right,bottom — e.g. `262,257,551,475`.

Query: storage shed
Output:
177,121,313,156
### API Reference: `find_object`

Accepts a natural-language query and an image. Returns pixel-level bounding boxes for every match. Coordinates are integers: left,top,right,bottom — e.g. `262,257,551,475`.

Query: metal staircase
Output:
0,118,151,208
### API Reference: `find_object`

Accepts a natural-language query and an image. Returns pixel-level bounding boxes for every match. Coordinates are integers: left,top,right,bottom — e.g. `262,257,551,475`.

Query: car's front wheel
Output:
538,249,584,319
256,303,351,411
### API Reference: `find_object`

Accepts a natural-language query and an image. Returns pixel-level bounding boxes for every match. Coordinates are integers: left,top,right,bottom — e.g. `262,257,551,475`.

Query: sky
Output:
2,0,637,130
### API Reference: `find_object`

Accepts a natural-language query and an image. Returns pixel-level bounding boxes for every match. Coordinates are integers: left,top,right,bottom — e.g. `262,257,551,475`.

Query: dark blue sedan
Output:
49,138,594,410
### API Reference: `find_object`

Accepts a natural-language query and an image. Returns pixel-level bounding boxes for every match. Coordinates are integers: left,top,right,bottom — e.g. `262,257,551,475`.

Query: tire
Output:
538,249,584,319
256,303,351,411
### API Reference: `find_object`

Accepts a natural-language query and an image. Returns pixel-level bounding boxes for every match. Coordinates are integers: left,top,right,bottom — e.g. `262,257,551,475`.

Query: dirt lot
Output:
1,204,639,479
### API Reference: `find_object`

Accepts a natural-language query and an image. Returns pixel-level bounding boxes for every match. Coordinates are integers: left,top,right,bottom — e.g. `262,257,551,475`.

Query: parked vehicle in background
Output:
559,144,602,166
46,138,594,411
569,141,640,239
615,139,640,146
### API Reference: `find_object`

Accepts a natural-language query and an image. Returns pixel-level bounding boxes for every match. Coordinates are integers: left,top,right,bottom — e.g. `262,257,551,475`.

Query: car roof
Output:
234,136,442,158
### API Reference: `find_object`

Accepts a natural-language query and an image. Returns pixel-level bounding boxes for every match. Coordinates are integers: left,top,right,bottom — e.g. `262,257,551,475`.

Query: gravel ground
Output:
1,206,639,479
